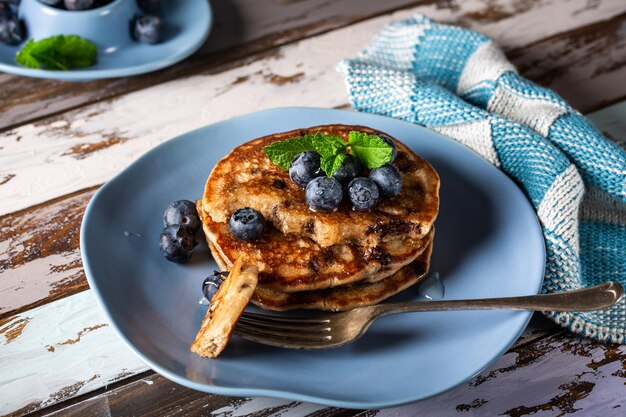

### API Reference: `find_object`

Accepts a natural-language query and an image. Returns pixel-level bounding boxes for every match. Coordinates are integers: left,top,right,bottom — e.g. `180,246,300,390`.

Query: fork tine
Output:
235,322,330,341
235,326,338,349
239,317,331,333
241,311,330,325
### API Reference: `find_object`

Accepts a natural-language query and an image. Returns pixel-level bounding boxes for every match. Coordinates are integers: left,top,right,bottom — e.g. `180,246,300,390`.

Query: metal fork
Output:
234,281,624,349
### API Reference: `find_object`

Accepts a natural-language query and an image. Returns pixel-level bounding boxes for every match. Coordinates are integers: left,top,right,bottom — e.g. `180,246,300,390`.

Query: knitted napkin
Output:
338,15,626,344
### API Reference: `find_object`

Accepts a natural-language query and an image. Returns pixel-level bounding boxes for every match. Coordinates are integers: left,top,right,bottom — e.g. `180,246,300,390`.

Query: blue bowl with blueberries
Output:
0,0,211,80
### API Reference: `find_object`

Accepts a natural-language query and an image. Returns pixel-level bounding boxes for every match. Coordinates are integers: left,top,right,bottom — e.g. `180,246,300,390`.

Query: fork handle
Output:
375,281,624,316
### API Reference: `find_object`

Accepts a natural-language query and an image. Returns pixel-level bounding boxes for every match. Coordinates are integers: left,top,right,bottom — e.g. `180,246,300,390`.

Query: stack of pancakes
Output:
198,125,440,311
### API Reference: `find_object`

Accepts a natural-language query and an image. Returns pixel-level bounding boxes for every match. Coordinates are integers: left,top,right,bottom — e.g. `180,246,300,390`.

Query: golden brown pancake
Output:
209,239,433,312
201,206,433,292
202,125,439,248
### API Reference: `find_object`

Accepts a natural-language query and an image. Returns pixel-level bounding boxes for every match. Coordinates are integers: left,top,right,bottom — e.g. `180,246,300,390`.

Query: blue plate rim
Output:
80,107,546,409
0,0,212,81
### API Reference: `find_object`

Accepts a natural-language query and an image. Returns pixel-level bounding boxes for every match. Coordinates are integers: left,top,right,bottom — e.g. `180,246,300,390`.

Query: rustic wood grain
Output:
36,374,358,417
3,1,626,219
0,0,425,132
24,329,625,417
1,0,624,132
510,11,626,113
0,291,147,416
356,333,626,417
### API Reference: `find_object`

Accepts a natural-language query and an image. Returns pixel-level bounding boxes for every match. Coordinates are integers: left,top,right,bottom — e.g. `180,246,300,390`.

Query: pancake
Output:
201,204,433,292
202,125,439,249
210,239,433,312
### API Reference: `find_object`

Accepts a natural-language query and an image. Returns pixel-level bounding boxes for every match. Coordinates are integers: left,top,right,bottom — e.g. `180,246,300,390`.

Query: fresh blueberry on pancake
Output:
202,272,225,301
332,154,362,186
378,134,398,163
369,164,403,197
289,151,323,188
348,177,380,211
229,207,266,241
305,176,343,212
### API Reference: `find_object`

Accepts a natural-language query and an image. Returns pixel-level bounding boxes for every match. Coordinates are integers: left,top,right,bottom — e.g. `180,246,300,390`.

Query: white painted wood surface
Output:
1,0,624,216
0,291,147,415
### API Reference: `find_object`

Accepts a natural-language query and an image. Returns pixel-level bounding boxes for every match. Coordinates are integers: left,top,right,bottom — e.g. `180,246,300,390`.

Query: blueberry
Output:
133,15,163,44
0,16,23,45
305,176,343,212
163,200,200,230
230,207,266,242
64,0,96,10
332,154,362,186
348,177,380,211
137,0,159,12
202,271,226,300
0,3,12,19
159,224,198,263
289,151,323,188
369,164,403,197
378,134,398,163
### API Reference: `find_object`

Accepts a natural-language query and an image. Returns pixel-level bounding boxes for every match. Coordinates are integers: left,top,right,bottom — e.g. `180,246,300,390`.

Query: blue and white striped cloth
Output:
338,15,626,344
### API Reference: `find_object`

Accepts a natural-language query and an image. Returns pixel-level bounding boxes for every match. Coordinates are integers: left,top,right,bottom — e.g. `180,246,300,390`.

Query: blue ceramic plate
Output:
0,0,211,81
81,108,545,409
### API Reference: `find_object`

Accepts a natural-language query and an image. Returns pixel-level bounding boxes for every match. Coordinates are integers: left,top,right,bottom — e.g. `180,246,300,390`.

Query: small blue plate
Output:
81,108,545,409
0,0,211,81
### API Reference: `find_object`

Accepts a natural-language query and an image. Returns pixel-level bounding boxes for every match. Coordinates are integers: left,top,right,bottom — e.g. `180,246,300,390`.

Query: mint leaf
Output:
15,40,40,69
262,135,314,170
320,152,346,177
348,131,393,169
311,131,346,159
16,35,97,71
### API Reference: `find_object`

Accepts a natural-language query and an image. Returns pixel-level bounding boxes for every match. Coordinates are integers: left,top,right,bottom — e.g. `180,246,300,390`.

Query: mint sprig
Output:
262,135,314,170
348,131,394,169
16,35,97,71
263,130,393,176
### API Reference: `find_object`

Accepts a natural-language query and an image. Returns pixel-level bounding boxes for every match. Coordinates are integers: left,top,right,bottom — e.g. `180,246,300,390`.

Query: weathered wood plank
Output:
0,290,557,417
40,375,357,417
0,291,146,416
0,0,422,131
0,187,97,320
12,312,620,417
2,1,626,218
355,333,626,417
2,0,624,132
2,99,623,323
510,11,626,112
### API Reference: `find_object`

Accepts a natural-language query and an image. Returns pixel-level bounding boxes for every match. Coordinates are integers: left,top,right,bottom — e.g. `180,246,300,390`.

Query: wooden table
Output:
1,1,626,416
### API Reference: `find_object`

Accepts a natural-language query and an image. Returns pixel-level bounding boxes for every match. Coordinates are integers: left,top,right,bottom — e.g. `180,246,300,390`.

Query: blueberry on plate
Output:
159,224,198,263
378,134,398,163
369,164,403,197
133,15,164,44
0,3,12,19
289,151,323,188
305,176,343,212
137,0,160,12
348,177,380,211
163,200,201,230
202,271,226,300
230,207,266,242
0,16,23,45
64,0,97,10
332,154,362,186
